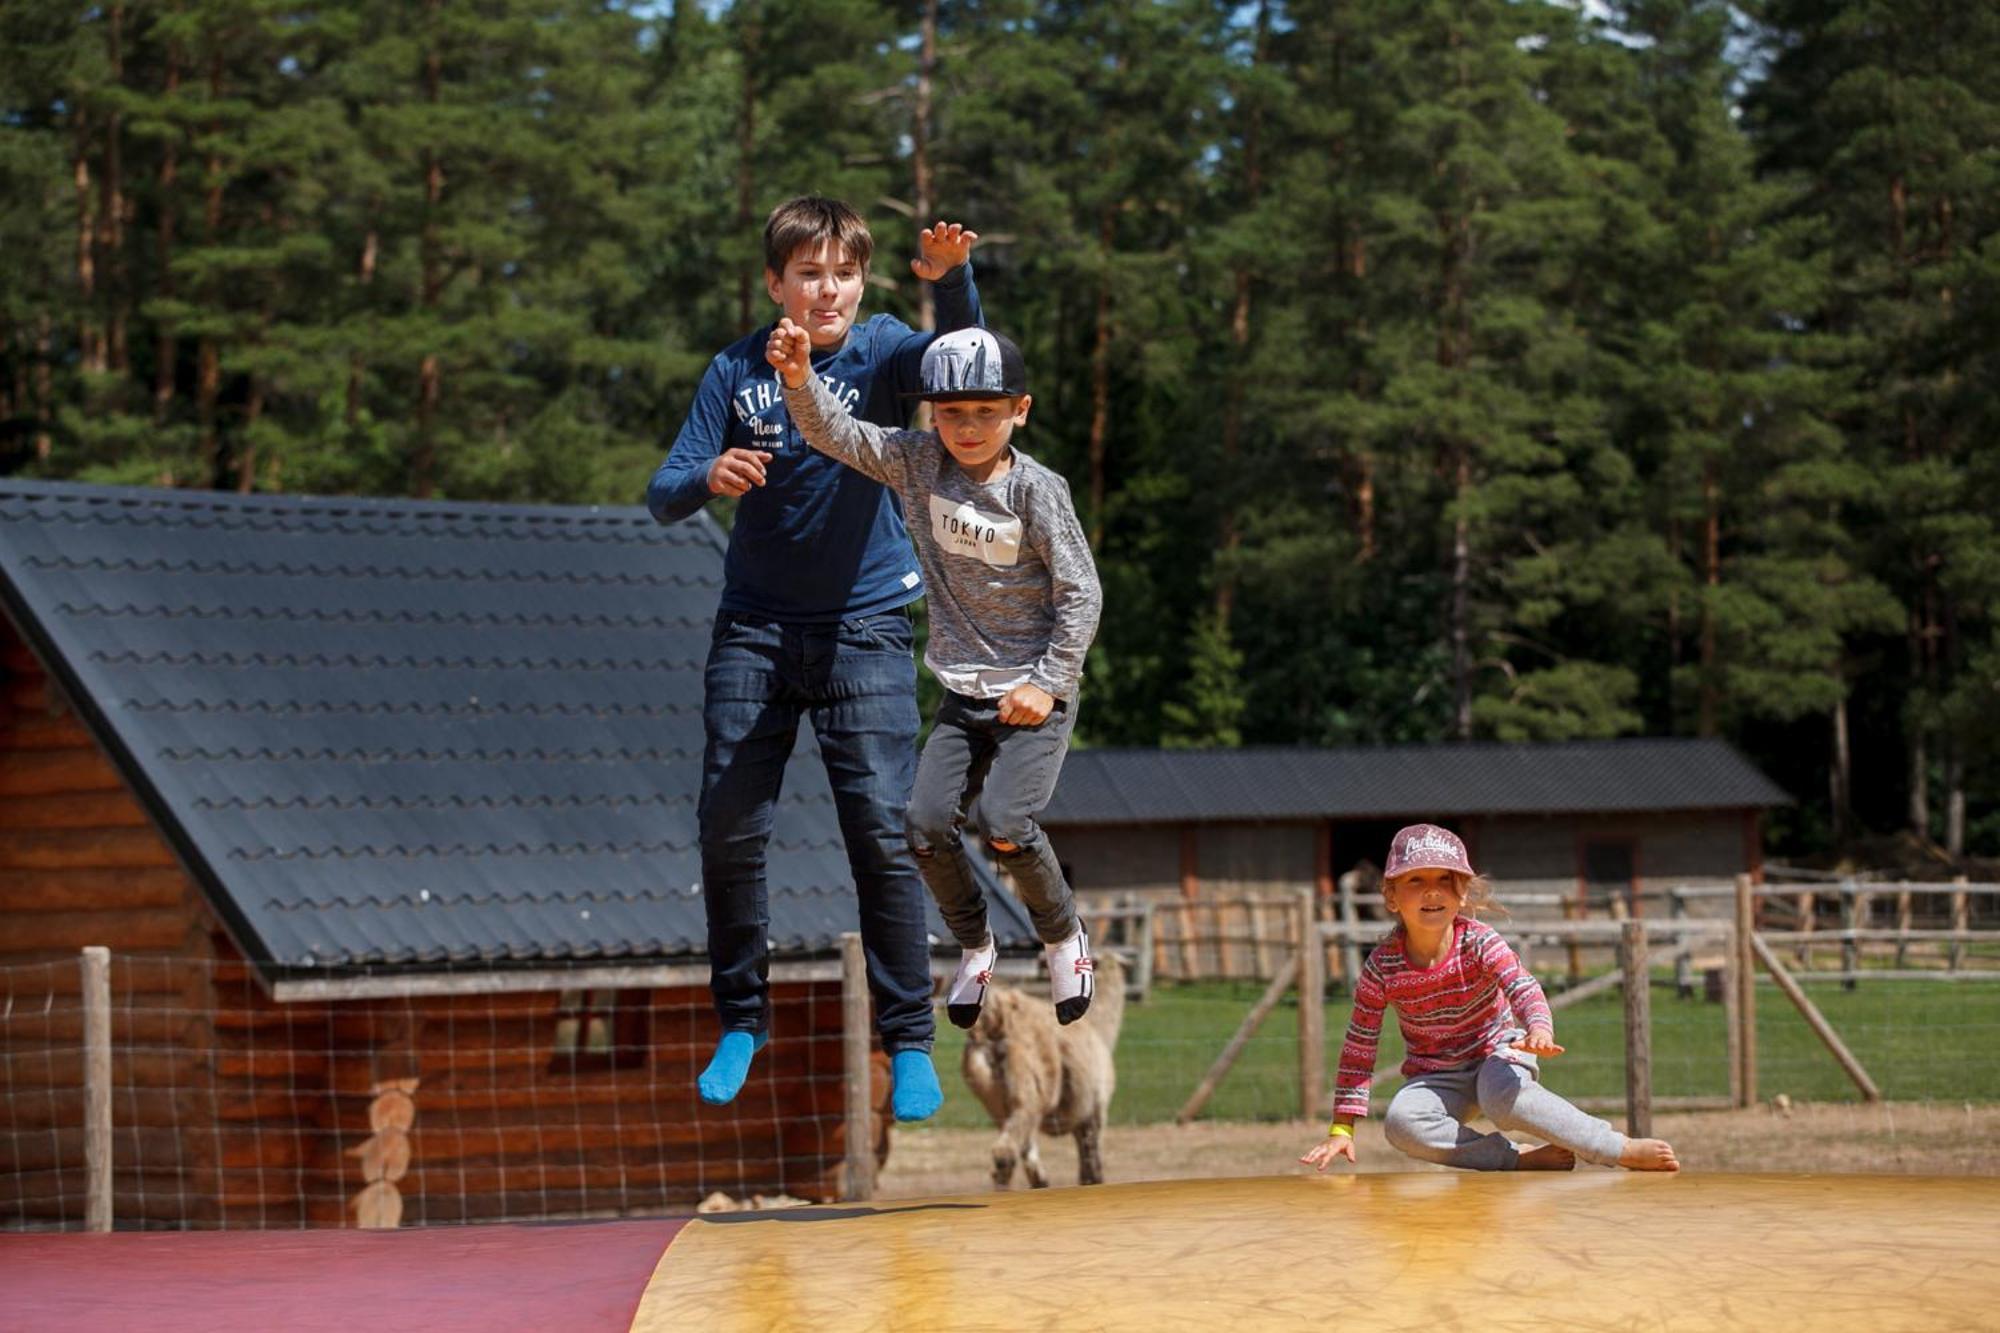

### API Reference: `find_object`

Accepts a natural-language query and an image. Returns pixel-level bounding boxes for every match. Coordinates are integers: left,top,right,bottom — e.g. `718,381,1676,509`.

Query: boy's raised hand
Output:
910,220,979,282
765,317,812,389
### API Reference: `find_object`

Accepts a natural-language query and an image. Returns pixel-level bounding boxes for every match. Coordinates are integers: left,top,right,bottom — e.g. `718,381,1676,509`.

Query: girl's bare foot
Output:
1516,1144,1576,1171
1619,1138,1680,1172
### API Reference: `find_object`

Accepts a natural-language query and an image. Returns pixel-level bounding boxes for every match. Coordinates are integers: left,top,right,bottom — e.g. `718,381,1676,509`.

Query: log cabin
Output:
1044,742,1788,912
0,479,1036,1229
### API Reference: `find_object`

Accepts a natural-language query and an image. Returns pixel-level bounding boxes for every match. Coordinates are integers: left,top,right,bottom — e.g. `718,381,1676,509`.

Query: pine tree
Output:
1747,0,2000,850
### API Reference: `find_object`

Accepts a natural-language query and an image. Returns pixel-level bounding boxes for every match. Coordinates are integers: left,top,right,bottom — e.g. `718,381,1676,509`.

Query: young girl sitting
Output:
1300,824,1679,1174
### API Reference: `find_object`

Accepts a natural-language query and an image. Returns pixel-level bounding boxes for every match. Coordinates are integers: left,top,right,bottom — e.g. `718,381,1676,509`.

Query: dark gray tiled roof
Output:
1043,740,1791,825
0,479,1036,980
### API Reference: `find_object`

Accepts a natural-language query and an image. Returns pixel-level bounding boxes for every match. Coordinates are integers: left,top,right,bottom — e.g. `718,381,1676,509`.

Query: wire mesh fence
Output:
7,879,1998,1231
1,953,864,1232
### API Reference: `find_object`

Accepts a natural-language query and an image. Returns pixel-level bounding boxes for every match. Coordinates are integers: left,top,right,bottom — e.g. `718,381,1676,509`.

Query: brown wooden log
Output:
5,1004,201,1045
367,1149,794,1200
349,1132,412,1184
9,1179,222,1227
0,866,190,912
210,1047,332,1080
1,1046,200,1090
4,1125,228,1176
0,828,178,870
1177,951,1302,1123
351,1179,403,1228
6,1081,215,1129
0,792,152,829
1748,931,1881,1102
0,749,126,795
0,714,99,750
368,1089,416,1133
372,1032,844,1082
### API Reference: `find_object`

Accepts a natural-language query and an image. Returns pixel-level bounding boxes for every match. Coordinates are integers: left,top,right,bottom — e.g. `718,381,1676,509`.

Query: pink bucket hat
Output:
1383,823,1475,880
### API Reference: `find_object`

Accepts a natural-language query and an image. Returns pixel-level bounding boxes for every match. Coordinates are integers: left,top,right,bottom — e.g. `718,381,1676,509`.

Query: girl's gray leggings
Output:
1383,1053,1626,1170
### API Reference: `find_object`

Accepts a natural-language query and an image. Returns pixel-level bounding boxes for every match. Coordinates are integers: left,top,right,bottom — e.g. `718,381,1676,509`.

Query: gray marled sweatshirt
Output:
784,374,1102,701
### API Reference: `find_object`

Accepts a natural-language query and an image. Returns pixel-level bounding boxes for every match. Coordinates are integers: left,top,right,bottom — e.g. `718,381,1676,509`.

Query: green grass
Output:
924,975,2000,1128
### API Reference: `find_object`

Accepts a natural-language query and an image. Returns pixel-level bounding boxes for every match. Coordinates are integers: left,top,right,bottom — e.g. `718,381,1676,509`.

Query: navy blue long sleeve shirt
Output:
646,264,982,623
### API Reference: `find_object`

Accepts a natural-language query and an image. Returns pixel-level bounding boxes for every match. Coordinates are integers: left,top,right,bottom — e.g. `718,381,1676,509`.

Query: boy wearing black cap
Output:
768,320,1105,1026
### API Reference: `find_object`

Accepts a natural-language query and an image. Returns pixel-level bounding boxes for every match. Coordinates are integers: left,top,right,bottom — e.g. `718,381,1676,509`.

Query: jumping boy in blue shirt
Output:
646,197,982,1121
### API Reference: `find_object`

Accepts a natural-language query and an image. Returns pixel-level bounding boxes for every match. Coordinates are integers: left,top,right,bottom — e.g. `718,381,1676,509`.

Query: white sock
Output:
946,936,997,1028
1045,926,1094,1024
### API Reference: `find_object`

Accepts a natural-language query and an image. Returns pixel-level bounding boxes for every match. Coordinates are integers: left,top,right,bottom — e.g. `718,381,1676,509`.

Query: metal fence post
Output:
81,946,113,1233
840,932,875,1202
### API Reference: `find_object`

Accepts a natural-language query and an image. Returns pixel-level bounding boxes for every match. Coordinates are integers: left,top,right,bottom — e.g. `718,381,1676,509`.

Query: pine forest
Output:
2,0,1997,863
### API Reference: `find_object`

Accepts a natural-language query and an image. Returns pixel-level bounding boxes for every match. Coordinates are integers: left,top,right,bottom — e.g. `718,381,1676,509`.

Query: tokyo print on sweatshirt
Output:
781,373,1101,701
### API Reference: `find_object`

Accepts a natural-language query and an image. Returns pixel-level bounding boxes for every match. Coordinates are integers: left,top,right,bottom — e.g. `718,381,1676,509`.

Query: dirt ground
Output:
876,1100,2000,1198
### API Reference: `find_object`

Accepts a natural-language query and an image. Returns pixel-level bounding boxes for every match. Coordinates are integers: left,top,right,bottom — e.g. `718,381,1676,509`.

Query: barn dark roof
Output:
0,479,1035,981
1042,740,1790,825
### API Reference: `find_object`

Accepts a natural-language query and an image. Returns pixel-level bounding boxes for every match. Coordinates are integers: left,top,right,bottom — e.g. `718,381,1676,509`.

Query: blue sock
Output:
891,1049,943,1123
697,1029,768,1106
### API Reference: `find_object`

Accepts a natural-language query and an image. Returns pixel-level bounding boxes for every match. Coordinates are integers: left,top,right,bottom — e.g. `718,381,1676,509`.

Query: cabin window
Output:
549,988,652,1073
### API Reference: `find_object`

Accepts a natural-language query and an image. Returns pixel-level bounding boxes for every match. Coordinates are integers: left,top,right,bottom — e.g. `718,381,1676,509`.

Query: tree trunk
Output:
1354,454,1375,563
1086,205,1113,551
1943,743,1963,858
347,213,378,427
153,40,181,426
1699,458,1720,736
1214,265,1250,628
1214,0,1269,631
912,0,937,334
102,3,130,377
198,52,225,490
734,3,761,333
239,372,263,493
33,315,54,460
414,17,444,499
1830,685,1850,846
1452,452,1472,740
1667,514,1682,672
74,108,102,376
1907,718,1928,844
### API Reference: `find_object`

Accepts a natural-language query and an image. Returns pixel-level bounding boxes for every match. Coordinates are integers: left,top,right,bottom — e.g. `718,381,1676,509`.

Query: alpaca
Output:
960,953,1125,1187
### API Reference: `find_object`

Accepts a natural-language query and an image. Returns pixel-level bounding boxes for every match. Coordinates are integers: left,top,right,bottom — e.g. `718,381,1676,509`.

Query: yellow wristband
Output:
1327,1123,1353,1139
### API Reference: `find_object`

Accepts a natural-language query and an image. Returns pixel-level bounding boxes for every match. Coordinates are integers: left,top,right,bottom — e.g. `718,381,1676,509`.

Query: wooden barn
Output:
0,479,1035,1230
1043,742,1789,912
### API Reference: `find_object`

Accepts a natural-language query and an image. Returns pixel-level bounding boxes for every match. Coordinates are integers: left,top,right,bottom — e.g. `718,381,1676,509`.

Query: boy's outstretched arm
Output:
910,221,979,283
890,220,984,398
770,318,913,490
645,354,770,521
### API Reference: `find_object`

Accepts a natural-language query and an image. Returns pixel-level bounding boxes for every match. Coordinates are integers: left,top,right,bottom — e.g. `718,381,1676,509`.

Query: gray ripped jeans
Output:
904,690,1079,948
1383,1051,1627,1170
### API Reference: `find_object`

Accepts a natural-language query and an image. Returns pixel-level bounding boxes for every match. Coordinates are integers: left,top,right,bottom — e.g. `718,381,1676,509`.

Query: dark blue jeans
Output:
697,609,934,1053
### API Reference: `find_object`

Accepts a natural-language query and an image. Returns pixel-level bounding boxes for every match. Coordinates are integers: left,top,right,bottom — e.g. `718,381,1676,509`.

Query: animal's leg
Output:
1022,1136,1049,1189
991,1130,1016,1188
993,1105,1041,1189
1075,1114,1104,1186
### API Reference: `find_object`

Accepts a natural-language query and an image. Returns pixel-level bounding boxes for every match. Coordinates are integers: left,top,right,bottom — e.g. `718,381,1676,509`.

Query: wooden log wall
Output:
204,970,860,1228
4,624,863,1228
1,625,229,1227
